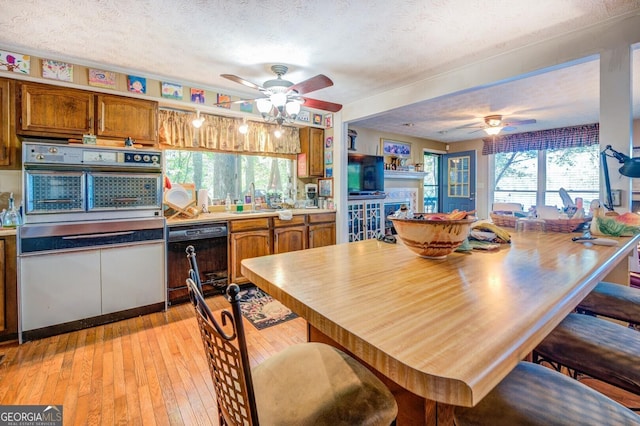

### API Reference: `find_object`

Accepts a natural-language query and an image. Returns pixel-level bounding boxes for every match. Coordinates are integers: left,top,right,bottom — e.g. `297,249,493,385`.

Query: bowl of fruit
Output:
388,210,476,259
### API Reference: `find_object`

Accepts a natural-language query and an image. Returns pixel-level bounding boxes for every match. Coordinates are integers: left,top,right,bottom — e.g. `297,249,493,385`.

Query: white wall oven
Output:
22,141,163,223
18,141,166,342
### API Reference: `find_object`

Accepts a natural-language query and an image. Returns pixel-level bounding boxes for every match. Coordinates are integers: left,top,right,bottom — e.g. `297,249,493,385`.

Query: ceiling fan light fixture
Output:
484,126,503,136
270,92,287,107
285,100,301,116
256,98,272,114
485,115,503,127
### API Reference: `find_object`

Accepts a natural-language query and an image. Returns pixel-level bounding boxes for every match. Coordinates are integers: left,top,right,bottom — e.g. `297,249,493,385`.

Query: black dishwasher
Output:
167,223,228,305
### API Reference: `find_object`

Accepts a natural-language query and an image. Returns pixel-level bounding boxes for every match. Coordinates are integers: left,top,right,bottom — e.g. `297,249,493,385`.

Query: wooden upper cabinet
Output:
298,127,324,177
17,82,159,146
18,82,94,137
96,94,158,145
0,78,17,168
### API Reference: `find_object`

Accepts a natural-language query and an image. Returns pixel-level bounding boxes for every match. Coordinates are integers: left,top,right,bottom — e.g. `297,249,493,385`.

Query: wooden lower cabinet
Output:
228,213,336,285
273,215,307,254
308,212,336,248
0,235,17,341
229,218,271,285
309,222,336,248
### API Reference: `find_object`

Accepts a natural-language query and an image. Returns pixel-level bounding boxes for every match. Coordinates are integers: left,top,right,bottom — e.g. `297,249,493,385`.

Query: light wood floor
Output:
0,296,638,425
0,295,306,426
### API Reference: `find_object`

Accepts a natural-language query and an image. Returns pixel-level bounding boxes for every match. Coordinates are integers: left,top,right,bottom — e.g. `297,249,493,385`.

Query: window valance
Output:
482,123,599,155
158,109,300,155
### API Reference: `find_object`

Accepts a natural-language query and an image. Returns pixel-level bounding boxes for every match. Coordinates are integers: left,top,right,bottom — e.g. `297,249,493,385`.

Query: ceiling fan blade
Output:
301,96,342,112
220,74,263,91
504,118,536,126
289,74,333,95
452,122,484,130
212,98,258,107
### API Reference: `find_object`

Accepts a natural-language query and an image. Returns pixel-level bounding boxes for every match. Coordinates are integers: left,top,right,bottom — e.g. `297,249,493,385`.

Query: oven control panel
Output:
23,141,161,169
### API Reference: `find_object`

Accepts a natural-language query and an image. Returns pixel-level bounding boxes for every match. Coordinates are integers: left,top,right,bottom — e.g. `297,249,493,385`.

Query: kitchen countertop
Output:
0,228,17,236
166,208,335,226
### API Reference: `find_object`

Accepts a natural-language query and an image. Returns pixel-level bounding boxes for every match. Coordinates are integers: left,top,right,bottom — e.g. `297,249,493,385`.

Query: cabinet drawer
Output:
229,218,270,232
273,215,305,227
308,212,336,224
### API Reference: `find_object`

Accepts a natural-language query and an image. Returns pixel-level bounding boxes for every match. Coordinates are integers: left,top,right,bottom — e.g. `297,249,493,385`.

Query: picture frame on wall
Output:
318,178,333,198
380,138,411,158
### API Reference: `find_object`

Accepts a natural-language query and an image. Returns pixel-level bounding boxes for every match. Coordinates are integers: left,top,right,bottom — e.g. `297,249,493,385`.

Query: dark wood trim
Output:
22,302,164,342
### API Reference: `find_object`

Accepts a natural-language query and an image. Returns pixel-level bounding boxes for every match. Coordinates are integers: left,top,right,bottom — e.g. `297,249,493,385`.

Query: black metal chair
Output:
185,245,398,426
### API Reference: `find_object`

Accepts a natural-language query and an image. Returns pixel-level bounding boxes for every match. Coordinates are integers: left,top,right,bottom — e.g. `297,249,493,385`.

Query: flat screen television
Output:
347,154,385,195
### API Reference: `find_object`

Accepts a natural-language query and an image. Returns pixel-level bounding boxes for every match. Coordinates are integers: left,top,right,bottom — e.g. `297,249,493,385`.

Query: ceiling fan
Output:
220,65,343,125
471,115,537,136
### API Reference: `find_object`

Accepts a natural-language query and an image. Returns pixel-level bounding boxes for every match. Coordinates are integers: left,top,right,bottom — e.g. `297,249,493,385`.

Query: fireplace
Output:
384,188,418,234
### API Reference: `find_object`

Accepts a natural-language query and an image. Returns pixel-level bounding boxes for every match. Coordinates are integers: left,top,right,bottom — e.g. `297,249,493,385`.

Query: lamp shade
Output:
270,92,287,107
256,98,272,113
619,158,640,178
285,100,301,116
484,126,503,136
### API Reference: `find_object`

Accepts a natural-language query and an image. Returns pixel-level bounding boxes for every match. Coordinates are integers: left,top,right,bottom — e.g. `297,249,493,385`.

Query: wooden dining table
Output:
241,231,640,425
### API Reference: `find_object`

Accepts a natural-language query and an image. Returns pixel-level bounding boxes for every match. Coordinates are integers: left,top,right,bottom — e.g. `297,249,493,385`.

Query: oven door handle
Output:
111,197,141,203
62,231,135,240
36,199,78,204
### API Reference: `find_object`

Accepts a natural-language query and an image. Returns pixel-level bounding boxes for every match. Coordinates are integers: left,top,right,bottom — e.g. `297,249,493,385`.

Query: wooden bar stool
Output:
534,312,640,400
185,246,398,426
453,361,640,425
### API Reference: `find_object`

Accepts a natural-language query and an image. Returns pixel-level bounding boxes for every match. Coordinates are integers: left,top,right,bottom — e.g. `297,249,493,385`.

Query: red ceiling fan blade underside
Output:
289,74,333,95
301,96,342,112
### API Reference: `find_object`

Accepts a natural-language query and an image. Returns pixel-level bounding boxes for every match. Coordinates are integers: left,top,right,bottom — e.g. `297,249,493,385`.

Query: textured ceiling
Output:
1,0,639,142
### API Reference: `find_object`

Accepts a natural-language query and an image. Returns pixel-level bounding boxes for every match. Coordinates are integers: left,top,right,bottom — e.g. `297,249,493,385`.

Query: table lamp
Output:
601,145,640,210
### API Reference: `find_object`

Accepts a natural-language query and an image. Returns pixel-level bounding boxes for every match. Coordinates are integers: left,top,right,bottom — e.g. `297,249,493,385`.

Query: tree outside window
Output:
494,145,599,211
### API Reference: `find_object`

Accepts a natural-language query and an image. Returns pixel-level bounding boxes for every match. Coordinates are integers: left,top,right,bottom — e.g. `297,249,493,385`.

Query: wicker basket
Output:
490,212,518,228
543,218,589,233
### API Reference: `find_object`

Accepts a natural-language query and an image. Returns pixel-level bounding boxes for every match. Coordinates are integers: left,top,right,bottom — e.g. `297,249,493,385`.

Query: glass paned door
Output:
441,150,476,213
448,156,470,197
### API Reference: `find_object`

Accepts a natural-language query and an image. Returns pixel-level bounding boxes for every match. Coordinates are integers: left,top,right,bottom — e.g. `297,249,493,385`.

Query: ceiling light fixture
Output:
484,126,503,136
483,114,503,135
256,89,301,126
192,111,205,128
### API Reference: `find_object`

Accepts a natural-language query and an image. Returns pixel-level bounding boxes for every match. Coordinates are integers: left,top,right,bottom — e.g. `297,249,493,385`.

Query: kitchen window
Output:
164,150,295,205
493,144,599,210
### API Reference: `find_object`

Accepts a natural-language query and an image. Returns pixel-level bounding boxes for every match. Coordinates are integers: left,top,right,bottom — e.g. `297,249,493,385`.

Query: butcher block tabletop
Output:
242,231,639,409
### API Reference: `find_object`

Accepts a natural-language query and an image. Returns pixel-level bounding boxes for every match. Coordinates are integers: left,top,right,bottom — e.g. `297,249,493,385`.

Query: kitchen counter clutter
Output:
165,208,336,225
